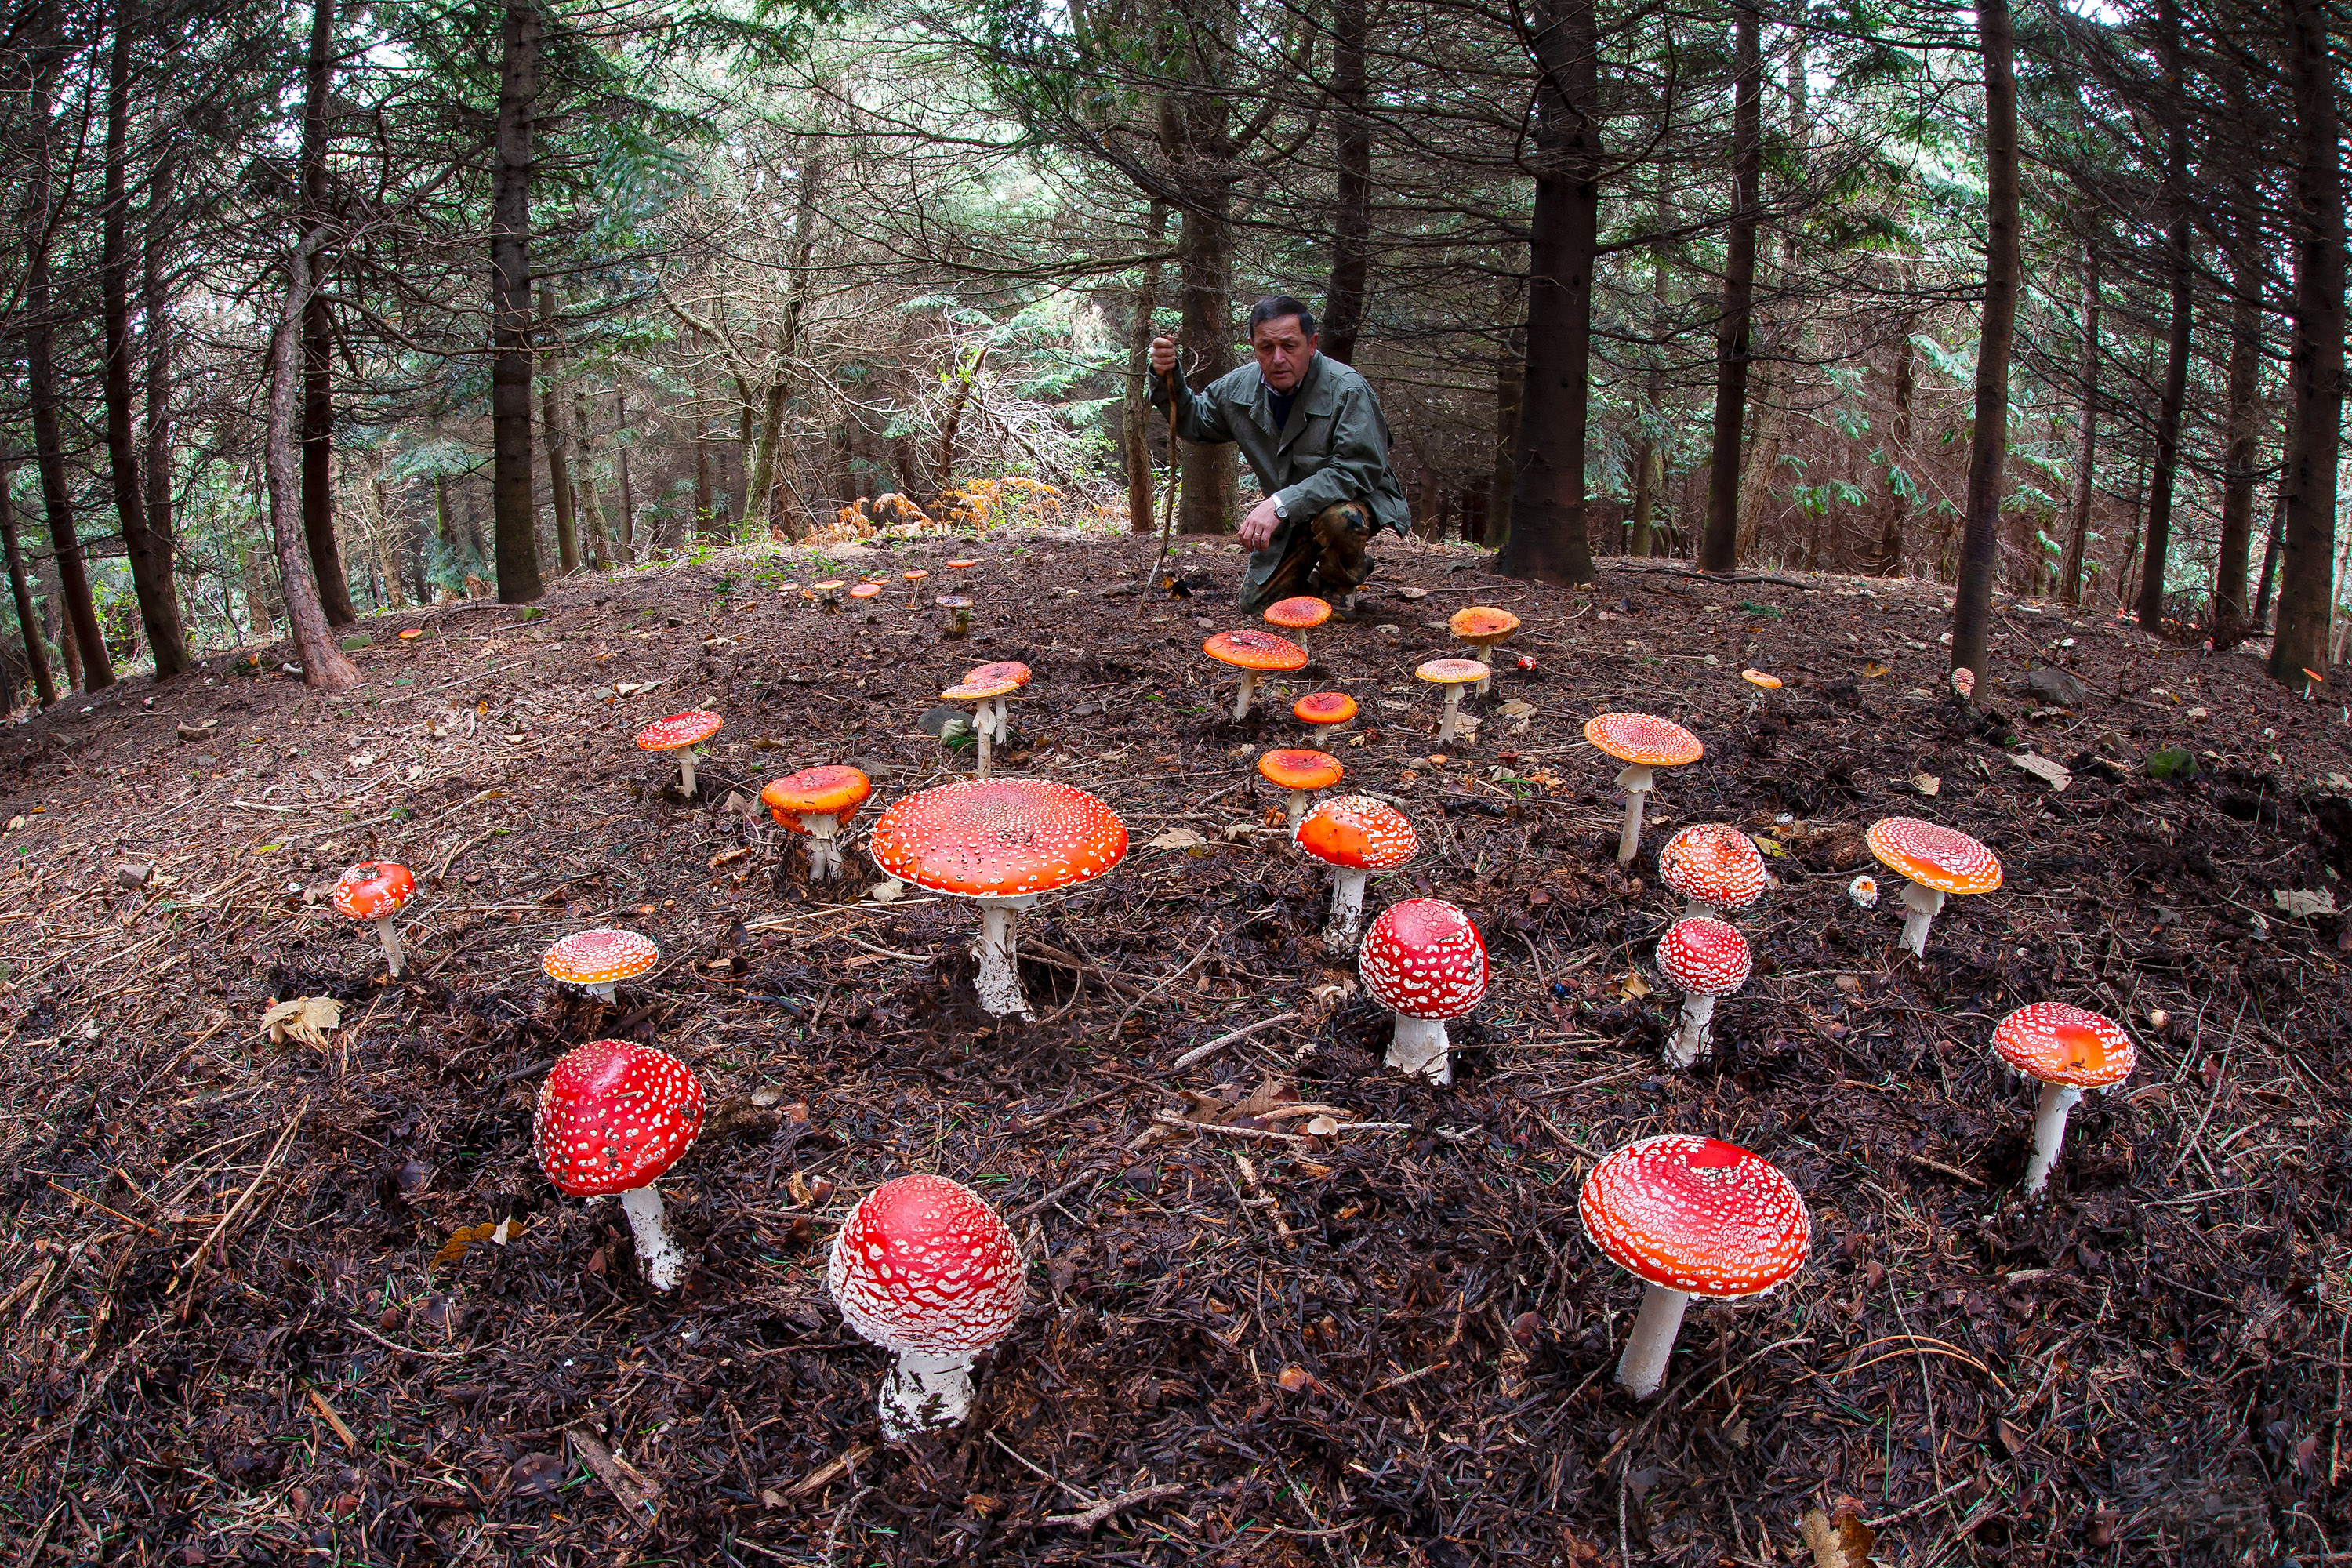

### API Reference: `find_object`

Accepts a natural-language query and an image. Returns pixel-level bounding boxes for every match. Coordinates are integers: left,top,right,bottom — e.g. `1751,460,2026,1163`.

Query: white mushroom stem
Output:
372,913,405,976
1437,684,1464,744
880,1350,976,1439
1233,670,1259,721
1896,881,1946,956
804,815,842,881
1385,1014,1453,1086
620,1183,687,1292
586,980,618,1003
1470,644,1496,695
947,605,971,637
1286,789,1311,829
1666,993,1716,1069
676,750,698,797
1324,868,1370,950
973,893,1039,1018
1614,1282,1692,1399
1614,764,1655,865
2022,1080,2083,1197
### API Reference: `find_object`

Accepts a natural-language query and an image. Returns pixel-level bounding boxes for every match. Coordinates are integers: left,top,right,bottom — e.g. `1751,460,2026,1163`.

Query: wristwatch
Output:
1271,495,1288,521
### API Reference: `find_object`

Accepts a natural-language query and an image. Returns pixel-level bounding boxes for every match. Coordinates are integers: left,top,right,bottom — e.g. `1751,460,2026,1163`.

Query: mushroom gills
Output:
880,1350,976,1439
373,913,405,975
973,894,1040,1018
1614,1282,1691,1399
1896,882,1945,955
1385,1014,1453,1087
1323,868,1371,951
2021,1080,2083,1196
1666,993,1715,1069
1613,764,1655,865
619,1184,688,1292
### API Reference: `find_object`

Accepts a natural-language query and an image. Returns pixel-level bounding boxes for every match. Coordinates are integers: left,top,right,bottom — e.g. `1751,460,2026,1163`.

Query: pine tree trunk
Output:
1125,199,1169,533
1698,0,1762,574
615,389,637,560
539,278,577,573
1950,0,2017,693
2253,489,2285,629
1321,0,1370,365
0,464,56,707
266,239,361,690
1485,274,1523,552
2057,256,2099,607
1873,328,1915,576
490,0,544,603
296,0,355,629
695,422,715,540
1164,82,1239,536
575,390,612,568
143,148,184,666
1629,182,1672,561
2135,0,2193,631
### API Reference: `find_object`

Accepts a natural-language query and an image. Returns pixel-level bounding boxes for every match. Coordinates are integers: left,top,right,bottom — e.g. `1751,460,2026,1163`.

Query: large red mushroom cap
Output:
868,779,1127,898
827,1173,1025,1356
1584,712,1704,768
762,765,874,833
543,928,659,988
1448,605,1521,645
533,1040,705,1196
637,710,722,752
1293,794,1418,870
941,661,1032,702
1864,817,2002,895
1203,630,1308,673
1264,597,1333,633
1359,898,1487,1020
1293,691,1359,727
1658,825,1769,911
1258,749,1343,793
1991,1001,2136,1089
331,862,415,920
1656,917,1752,997
1579,1134,1810,1298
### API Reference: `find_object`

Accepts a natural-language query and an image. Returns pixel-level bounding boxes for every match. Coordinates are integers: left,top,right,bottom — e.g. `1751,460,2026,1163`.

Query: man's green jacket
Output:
1148,352,1410,601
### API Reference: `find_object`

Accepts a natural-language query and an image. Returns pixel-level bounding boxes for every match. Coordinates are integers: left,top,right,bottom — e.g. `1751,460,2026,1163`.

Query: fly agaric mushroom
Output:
543,928,659,1002
1358,898,1487,1085
1991,1002,2136,1196
1448,606,1521,695
868,779,1127,1018
1294,794,1418,951
1293,691,1358,742
1415,658,1488,744
1655,916,1752,1069
828,1173,1025,1439
1584,712,1704,866
904,569,929,608
331,861,416,975
1848,874,1878,909
849,582,884,617
1203,630,1308,720
1864,817,2002,956
1580,1134,1809,1399
535,1039,704,1291
1264,597,1333,661
811,579,847,612
397,627,425,642
936,594,974,638
762,765,873,881
1258,748,1344,827
940,660,1031,779
637,710,722,797
1657,824,1768,916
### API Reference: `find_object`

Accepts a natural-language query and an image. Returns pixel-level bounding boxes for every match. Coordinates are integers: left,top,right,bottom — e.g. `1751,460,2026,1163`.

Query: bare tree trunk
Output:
1735,371,1786,562
2212,293,2262,646
296,0,355,629
0,464,56,707
1629,182,1671,560
1125,199,1169,533
143,148,183,662
1165,82,1239,536
2057,256,2099,606
45,554,82,691
615,389,637,560
935,346,985,497
695,421,715,539
1321,0,1370,365
267,241,360,690
538,278,577,573
2253,488,2285,628
490,0,544,602
1950,0,2017,693
1871,328,1916,576
575,391,612,569
744,126,826,539
1698,0,1762,574
1485,274,1523,552
2135,0,2192,631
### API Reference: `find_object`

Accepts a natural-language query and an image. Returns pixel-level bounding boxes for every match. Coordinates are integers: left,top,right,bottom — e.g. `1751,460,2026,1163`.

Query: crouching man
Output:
1148,296,1410,615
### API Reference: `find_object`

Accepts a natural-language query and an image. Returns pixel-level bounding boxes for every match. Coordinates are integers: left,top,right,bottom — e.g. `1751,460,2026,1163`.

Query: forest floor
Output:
0,524,2347,1568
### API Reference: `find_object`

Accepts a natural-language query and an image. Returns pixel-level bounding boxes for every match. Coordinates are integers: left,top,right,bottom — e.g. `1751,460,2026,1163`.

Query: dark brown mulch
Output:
0,528,2345,1566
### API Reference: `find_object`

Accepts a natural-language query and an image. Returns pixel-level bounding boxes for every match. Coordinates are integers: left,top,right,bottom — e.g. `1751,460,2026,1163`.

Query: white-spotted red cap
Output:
1991,1002,2136,1090
827,1173,1025,1356
1294,795,1418,871
1203,630,1308,673
1656,917,1751,997
868,779,1127,898
942,661,1031,702
533,1040,704,1196
543,928,659,987
1579,1134,1810,1298
1584,713,1704,768
1658,826,1768,911
1359,898,1488,1020
1864,817,2002,895
332,862,415,920
637,710,722,752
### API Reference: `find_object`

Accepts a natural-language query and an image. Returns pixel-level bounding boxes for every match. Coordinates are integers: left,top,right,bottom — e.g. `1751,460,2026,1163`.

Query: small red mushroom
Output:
1655,917,1751,1069
636,710,722,797
1991,1002,2136,1196
1293,795,1418,951
1357,898,1487,1086
1657,825,1768,917
535,1040,705,1290
331,861,416,975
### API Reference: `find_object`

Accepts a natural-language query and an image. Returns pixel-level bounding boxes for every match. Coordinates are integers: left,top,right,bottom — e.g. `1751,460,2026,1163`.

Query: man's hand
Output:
1239,496,1282,551
1149,336,1178,376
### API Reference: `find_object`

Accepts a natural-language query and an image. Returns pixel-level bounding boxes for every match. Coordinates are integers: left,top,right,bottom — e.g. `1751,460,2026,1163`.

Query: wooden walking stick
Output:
1138,376,1181,616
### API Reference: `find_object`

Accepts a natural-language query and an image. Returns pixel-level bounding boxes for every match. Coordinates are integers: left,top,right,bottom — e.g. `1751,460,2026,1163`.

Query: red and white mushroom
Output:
1655,917,1751,1069
1357,898,1487,1085
543,928,659,1003
637,710,723,797
1584,713,1704,865
1579,1134,1810,1398
868,779,1127,1018
1293,794,1419,951
939,662,1031,779
331,861,416,975
534,1040,705,1291
1203,630,1307,720
761,765,873,881
1657,825,1768,916
1991,1002,2137,1196
1864,817,2003,956
827,1173,1025,1437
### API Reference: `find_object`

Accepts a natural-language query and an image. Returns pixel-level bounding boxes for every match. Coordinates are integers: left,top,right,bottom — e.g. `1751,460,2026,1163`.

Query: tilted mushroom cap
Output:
1740,669,1783,690
331,861,415,920
1416,657,1490,688
1579,1134,1810,1298
869,779,1127,898
533,1039,704,1197
1294,794,1418,871
1656,917,1752,996
1991,1001,2136,1089
762,766,873,833
637,710,723,752
1658,825,1769,910
1449,605,1520,643
935,594,974,612
1864,817,2003,895
1203,630,1308,672
543,928,659,987
905,569,929,584
1584,712,1704,768
1258,749,1344,792
942,660,1032,701
1293,691,1359,726
1264,596,1333,632
827,1173,1025,1357
1359,898,1488,1021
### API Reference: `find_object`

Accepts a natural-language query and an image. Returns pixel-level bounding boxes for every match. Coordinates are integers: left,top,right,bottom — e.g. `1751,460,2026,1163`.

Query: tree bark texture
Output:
1321,0,1370,365
1164,82,1239,535
0,465,56,708
1485,274,1523,552
491,0,544,603
1698,0,1762,575
143,146,182,665
2058,255,2099,607
267,241,361,690
575,392,612,569
746,129,825,539
299,0,355,627
1871,328,1916,576
2135,0,2193,631
615,389,637,558
1950,0,2018,692
1629,182,1672,560
539,278,577,572
1125,199,1169,533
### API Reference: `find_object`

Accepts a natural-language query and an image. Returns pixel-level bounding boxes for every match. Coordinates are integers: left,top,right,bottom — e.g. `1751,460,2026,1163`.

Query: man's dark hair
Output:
1248,296,1318,339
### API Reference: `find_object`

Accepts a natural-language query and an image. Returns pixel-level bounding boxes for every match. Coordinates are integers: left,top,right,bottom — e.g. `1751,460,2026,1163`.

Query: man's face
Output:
1252,318,1318,394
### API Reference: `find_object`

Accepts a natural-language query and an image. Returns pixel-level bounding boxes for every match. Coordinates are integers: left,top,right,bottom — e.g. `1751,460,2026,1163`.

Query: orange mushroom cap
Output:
848,583,884,601
637,711,722,752
1264,596,1333,631
869,779,1127,898
331,861,415,920
945,558,977,571
1203,630,1308,672
1294,691,1359,726
397,628,425,641
762,765,873,833
1740,669,1783,690
1658,824,1769,911
1415,657,1489,686
1258,748,1343,792
1294,794,1418,871
905,570,929,583
543,928,659,987
1583,712,1703,768
1579,1134,1810,1299
1449,605,1520,643
810,579,847,594
942,659,1031,701
1991,1002,2136,1089
1864,817,2002,895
